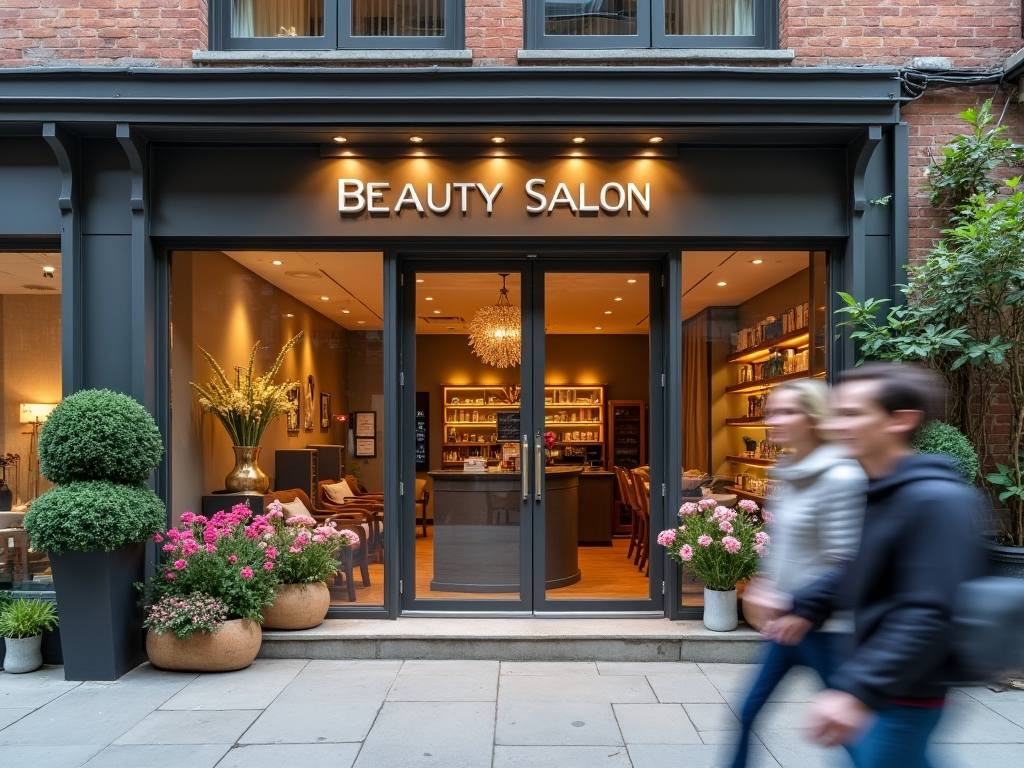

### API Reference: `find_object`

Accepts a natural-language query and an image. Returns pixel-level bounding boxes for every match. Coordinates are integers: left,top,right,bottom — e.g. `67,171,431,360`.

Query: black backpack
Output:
951,576,1024,683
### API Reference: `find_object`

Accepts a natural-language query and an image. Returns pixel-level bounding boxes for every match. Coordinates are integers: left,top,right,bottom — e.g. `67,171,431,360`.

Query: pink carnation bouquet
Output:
265,500,359,585
658,498,771,592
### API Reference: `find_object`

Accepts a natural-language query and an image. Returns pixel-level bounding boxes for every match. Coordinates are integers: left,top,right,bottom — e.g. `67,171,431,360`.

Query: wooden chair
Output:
318,479,384,564
262,488,370,602
613,466,639,560
345,474,385,502
630,467,651,575
621,468,644,568
414,477,429,538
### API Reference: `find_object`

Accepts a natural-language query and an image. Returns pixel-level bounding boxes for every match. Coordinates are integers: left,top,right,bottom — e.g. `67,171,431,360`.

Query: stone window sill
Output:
517,48,796,64
193,50,473,66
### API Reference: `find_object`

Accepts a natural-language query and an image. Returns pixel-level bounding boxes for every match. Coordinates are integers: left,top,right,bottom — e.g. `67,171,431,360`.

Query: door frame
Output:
398,250,668,616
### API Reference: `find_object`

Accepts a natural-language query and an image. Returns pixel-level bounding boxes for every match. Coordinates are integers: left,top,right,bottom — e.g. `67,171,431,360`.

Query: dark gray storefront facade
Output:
0,66,906,621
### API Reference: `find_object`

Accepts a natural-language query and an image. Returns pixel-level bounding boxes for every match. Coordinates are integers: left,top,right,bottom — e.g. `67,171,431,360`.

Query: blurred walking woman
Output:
729,379,865,768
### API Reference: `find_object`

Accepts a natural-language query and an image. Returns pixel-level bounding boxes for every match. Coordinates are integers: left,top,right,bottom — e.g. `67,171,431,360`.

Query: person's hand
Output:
761,614,813,645
742,577,790,632
806,689,873,747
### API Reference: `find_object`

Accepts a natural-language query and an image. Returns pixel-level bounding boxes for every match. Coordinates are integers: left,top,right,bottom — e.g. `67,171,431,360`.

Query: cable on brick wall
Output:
899,68,1005,102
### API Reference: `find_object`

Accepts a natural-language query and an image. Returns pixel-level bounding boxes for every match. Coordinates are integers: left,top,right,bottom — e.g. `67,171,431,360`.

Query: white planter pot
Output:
3,635,43,674
703,587,738,632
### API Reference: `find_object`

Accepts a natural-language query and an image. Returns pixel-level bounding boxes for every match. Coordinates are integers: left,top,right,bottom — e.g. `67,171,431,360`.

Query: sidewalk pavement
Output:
1,660,1022,767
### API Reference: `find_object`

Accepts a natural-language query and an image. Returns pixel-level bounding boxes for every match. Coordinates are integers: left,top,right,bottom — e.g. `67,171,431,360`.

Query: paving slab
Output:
699,729,760,745
386,660,498,701
239,700,384,744
497,701,622,746
957,686,1024,704
646,673,727,704
493,745,632,767
628,741,782,768
215,743,362,768
683,702,742,731
747,702,814,731
0,667,80,709
499,673,657,703
82,744,230,768
159,659,308,711
981,700,1024,727
932,698,1024,743
0,745,103,767
502,661,598,675
755,729,852,768
612,702,701,744
399,659,499,675
113,709,261,745
930,742,1024,764
697,662,761,691
0,707,32,730
597,661,700,676
353,701,494,768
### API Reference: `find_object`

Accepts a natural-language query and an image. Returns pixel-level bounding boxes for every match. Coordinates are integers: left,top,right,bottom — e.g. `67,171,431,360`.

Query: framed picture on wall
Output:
304,375,315,431
353,411,376,438
286,385,300,433
354,437,376,458
320,392,331,429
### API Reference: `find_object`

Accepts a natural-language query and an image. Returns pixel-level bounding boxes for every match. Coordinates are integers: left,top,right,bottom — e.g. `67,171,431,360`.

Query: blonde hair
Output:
770,379,833,441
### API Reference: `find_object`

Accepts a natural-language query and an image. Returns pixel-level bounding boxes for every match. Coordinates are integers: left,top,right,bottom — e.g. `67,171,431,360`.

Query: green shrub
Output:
24,481,166,555
38,389,163,486
913,421,980,483
0,599,58,639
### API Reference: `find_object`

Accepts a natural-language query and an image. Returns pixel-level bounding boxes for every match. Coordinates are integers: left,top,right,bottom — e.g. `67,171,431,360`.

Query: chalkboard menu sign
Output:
415,392,429,471
496,410,521,443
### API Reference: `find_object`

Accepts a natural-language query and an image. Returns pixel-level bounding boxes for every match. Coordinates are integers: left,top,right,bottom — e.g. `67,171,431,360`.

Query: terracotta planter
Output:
261,582,330,630
146,618,261,672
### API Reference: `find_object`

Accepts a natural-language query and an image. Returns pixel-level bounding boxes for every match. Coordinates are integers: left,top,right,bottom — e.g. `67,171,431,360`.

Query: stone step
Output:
259,618,763,663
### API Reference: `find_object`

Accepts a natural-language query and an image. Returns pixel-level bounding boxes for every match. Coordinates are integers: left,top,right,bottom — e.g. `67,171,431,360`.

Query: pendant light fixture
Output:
468,273,521,369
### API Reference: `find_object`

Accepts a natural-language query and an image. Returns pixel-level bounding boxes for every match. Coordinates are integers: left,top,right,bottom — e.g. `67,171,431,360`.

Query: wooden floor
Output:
329,529,653,605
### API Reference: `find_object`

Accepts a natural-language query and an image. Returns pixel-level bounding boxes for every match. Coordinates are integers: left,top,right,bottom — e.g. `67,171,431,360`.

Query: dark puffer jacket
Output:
791,454,987,710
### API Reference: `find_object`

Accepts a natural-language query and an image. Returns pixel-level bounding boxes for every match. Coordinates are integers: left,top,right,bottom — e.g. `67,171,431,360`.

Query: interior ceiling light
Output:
409,136,424,143
571,137,586,144
42,266,55,273
425,296,433,301
649,136,664,143
751,259,763,264
416,278,425,283
491,137,505,144
332,136,347,143
320,296,330,301
717,281,727,287
284,313,294,318
271,260,283,266
614,297,623,302
342,309,350,314
469,273,521,369
357,320,366,325
594,326,602,330
604,311,612,314
433,310,441,314
627,279,637,284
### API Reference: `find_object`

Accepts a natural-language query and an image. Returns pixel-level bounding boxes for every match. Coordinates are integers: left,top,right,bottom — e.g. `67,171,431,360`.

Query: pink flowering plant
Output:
141,502,279,627
264,500,359,584
658,498,770,592
142,593,228,639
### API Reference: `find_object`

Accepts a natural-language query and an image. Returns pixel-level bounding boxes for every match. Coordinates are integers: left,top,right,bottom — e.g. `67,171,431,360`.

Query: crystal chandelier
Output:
468,273,521,369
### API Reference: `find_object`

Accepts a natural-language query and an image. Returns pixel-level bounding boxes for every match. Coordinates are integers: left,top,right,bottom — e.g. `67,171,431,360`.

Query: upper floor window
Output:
529,0,775,49
214,0,460,50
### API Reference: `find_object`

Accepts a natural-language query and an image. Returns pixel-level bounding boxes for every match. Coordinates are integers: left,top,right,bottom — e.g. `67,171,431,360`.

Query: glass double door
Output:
401,255,664,614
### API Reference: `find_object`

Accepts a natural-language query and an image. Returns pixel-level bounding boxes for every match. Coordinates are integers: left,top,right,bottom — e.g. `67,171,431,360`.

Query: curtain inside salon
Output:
232,0,321,37
665,0,754,35
682,311,709,473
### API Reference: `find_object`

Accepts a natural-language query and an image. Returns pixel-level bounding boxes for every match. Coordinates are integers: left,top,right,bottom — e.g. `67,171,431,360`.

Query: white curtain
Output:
666,0,754,36
231,0,316,38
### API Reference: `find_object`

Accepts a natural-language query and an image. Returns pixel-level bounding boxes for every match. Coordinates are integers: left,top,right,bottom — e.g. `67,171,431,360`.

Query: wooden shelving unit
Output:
727,329,810,364
725,371,811,395
725,455,775,468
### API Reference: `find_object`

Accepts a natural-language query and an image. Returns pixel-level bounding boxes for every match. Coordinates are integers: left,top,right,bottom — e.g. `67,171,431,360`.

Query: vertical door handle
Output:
521,433,529,500
535,429,543,502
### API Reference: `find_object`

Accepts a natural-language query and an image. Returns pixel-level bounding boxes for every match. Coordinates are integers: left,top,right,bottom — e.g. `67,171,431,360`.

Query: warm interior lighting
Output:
594,326,602,330
19,403,56,424
42,266,55,274
752,259,763,264
571,137,586,144
469,273,521,369
604,311,612,314
433,310,441,314
272,260,283,266
416,278,425,283
425,297,433,301
342,309,350,314
648,136,664,143
320,296,330,301
410,136,424,143
332,136,347,143
627,279,637,284
357,320,366,325
717,281,727,286
491,137,505,144
284,313,294,318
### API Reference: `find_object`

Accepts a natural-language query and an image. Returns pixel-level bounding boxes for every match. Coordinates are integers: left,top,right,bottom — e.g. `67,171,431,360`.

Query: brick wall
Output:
465,0,521,66
0,0,207,68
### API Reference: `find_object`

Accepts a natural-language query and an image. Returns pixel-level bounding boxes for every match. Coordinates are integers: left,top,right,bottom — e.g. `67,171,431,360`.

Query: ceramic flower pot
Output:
225,446,270,495
703,587,738,632
3,635,43,674
146,618,261,672
261,582,330,630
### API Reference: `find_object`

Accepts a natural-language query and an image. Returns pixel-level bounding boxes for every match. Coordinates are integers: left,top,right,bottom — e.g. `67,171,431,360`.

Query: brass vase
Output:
225,446,269,494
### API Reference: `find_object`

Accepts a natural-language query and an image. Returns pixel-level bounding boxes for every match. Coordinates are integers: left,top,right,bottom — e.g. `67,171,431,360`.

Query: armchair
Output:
344,474,384,502
318,479,384,563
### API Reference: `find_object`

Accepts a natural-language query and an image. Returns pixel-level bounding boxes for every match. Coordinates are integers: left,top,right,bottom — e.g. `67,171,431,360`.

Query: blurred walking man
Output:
763,363,986,768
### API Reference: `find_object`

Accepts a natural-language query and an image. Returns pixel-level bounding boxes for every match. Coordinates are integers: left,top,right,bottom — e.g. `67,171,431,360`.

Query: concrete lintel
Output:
518,48,796,64
1005,47,1024,98
193,49,474,66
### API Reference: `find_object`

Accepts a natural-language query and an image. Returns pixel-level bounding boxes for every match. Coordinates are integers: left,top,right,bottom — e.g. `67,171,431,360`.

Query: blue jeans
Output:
729,632,839,768
846,702,944,768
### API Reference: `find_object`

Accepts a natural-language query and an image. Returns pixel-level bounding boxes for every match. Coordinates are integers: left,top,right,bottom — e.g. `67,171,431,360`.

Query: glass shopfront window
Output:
169,250,386,609
0,252,61,596
679,250,827,610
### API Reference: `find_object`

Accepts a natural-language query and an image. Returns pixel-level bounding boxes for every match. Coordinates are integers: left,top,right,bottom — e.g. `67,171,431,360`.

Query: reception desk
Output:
428,467,582,593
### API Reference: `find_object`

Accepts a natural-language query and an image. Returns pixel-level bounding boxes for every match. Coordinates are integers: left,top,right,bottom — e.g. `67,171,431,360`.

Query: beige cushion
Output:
278,497,313,520
324,479,355,505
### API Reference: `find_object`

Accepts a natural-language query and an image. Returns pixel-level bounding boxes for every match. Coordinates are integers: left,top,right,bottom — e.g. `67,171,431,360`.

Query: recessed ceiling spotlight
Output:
717,281,727,287
320,296,330,301
751,259,763,264
433,310,441,314
491,136,505,144
649,136,664,144
425,297,433,301
332,136,347,143
271,260,283,266
284,313,294,318
416,278,424,283
614,297,623,302
342,309,350,314
604,311,612,314
409,136,424,143
571,137,586,144
357,320,366,325
627,279,637,284
594,326,602,330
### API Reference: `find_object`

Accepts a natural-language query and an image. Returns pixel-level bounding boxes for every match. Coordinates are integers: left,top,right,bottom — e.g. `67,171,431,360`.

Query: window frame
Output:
212,0,462,51
525,0,777,50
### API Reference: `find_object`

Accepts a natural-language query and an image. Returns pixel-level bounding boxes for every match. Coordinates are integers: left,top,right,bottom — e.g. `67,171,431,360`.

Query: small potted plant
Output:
23,389,166,680
658,498,771,631
0,598,59,674
141,503,278,672
260,501,359,630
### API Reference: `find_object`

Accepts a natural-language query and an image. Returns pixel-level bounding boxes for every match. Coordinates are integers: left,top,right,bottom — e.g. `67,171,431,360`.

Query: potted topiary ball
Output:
24,389,166,681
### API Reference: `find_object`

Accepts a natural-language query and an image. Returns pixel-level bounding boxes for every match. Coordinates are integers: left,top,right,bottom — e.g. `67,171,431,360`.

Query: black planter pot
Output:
984,541,1024,675
48,544,146,680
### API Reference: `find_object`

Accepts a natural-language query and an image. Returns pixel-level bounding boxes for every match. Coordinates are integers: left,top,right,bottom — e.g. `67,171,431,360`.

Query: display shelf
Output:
724,417,772,427
725,455,775,468
724,486,769,505
608,400,645,471
727,329,810,364
725,371,810,395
